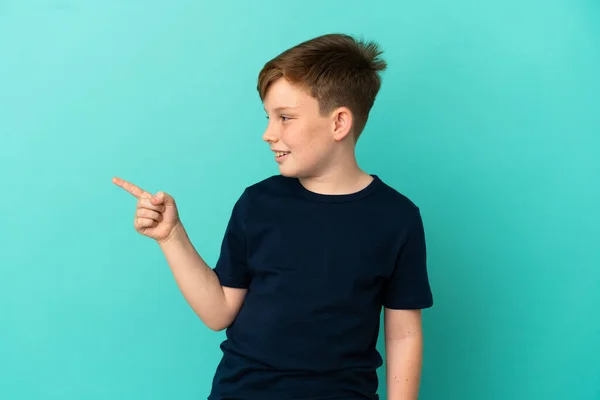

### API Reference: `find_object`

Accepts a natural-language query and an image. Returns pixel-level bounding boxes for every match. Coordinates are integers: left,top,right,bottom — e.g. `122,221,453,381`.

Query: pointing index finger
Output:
112,177,152,199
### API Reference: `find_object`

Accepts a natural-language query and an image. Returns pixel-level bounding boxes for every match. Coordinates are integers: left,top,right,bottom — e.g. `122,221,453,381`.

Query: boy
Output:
113,33,433,400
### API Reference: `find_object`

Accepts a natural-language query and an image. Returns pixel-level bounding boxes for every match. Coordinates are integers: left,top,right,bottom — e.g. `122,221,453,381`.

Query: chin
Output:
277,164,302,178
278,169,298,178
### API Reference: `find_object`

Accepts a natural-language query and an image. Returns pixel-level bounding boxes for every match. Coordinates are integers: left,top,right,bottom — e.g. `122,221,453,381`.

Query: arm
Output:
384,308,424,400
112,176,247,332
159,223,247,331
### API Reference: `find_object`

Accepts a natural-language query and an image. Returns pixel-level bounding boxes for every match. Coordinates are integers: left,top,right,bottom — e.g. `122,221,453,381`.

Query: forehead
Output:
263,78,313,111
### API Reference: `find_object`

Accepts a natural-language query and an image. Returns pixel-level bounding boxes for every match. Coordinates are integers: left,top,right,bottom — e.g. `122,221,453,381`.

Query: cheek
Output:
282,122,324,147
281,122,330,165
280,124,305,150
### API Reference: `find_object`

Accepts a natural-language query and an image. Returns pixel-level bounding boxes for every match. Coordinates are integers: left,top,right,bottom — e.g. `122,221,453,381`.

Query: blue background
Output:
1,1,599,399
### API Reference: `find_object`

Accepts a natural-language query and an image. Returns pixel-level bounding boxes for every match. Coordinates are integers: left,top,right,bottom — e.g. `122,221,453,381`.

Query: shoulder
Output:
234,174,292,207
245,174,291,192
239,174,292,200
371,175,421,220
366,175,426,242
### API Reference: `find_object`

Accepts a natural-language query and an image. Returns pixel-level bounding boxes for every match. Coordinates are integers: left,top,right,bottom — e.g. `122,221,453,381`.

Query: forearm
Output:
386,335,424,400
158,223,234,330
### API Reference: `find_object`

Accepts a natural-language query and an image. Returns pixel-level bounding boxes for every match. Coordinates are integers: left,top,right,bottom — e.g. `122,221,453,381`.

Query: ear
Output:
331,107,353,141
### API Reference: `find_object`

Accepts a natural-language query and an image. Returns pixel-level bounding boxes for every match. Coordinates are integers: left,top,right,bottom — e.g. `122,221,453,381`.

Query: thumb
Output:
151,191,172,205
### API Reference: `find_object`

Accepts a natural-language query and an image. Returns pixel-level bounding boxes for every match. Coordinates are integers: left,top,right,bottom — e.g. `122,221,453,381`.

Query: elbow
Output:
204,315,234,332
207,322,228,332
198,300,240,331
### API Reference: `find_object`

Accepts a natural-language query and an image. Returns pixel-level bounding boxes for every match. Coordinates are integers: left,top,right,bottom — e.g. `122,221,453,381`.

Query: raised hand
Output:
112,177,181,243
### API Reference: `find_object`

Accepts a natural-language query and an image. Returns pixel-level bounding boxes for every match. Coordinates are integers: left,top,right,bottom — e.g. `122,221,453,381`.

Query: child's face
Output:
262,78,339,178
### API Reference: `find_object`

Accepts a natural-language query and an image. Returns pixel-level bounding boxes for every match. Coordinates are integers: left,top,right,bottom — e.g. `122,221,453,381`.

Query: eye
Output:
280,115,290,122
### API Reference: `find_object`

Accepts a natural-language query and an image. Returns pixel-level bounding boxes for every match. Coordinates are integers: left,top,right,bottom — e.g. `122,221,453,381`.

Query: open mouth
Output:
275,151,291,160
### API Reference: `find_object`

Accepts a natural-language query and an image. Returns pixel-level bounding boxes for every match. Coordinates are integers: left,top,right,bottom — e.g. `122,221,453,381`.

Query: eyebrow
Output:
264,106,298,113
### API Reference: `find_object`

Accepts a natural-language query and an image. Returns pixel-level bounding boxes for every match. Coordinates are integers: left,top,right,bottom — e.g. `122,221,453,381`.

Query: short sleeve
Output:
212,190,251,289
383,210,433,309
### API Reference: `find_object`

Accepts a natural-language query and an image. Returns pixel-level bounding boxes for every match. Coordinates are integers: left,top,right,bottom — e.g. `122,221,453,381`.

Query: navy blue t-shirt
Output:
209,174,433,400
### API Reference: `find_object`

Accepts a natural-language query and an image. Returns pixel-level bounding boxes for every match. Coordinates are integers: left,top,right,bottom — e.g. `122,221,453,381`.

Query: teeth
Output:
276,152,289,157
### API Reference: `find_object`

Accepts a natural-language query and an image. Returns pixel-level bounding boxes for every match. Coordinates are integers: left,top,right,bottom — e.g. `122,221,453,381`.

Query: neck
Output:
299,147,373,195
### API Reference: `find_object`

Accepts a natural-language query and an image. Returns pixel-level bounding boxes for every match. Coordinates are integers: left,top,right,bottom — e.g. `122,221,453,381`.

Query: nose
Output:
262,122,279,144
